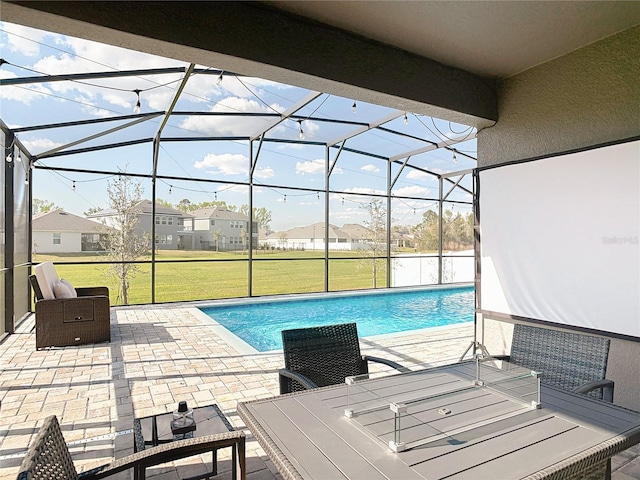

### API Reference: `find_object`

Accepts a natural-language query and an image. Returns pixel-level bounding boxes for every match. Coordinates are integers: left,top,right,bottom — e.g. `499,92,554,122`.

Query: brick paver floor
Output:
0,304,637,479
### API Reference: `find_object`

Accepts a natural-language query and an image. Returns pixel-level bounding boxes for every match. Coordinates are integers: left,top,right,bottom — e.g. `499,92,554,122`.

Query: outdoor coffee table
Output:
134,403,244,480
238,360,640,480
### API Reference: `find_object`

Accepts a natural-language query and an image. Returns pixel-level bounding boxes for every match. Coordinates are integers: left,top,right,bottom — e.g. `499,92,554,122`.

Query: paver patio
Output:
1,305,638,479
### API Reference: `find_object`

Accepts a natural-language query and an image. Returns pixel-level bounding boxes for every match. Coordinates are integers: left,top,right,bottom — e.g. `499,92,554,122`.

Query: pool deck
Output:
1,304,638,479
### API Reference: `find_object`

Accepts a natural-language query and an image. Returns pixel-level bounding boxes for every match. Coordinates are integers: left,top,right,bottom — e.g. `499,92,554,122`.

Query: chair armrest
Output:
79,431,245,479
76,286,110,297
363,355,411,373
574,379,615,402
279,368,319,393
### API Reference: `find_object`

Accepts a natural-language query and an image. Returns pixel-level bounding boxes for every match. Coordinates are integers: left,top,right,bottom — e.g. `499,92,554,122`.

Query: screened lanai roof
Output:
1,22,476,227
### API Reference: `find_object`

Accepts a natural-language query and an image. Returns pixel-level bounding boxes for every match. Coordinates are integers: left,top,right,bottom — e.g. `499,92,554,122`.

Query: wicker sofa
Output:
31,261,111,349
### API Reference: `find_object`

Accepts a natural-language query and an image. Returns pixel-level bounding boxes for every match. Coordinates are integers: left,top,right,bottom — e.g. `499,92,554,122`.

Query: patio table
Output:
134,403,245,480
238,361,640,480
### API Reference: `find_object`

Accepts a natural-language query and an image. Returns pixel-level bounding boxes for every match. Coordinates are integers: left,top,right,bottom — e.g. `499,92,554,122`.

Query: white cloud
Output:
335,187,385,196
295,159,324,175
180,97,285,136
361,164,380,173
194,153,248,176
254,166,274,179
406,169,432,180
21,138,63,155
0,22,50,56
393,185,431,197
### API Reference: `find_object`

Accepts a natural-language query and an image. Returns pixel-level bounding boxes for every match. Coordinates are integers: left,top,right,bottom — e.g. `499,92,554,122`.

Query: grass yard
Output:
35,250,390,305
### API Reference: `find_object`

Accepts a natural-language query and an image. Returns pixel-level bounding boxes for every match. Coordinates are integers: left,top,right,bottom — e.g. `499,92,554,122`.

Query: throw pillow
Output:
60,278,78,298
52,281,73,299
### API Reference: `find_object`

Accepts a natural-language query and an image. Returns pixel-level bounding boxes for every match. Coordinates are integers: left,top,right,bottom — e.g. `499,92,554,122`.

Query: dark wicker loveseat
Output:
31,261,111,349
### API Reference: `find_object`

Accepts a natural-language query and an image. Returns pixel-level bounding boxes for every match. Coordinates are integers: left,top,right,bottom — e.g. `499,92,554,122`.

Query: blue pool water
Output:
200,286,474,352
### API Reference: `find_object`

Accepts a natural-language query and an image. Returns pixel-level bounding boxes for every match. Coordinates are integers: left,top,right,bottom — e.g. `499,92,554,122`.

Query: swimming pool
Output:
199,285,474,352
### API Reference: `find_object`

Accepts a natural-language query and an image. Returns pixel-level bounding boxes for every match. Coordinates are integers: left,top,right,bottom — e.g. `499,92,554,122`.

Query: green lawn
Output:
35,250,391,305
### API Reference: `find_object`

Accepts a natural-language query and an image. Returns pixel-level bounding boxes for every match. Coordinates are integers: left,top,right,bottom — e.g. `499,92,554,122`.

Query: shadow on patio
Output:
0,304,478,479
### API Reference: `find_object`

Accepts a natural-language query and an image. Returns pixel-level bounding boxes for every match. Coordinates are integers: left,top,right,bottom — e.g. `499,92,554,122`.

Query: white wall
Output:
33,231,81,254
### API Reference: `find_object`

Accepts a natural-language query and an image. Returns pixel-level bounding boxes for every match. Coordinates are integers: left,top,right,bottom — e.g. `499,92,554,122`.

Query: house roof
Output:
32,209,103,232
269,221,371,240
191,206,250,221
88,200,190,218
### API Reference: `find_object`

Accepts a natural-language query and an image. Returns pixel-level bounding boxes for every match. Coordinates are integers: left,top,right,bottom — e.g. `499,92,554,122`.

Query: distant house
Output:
88,200,191,250
262,222,371,251
32,209,105,253
190,206,257,251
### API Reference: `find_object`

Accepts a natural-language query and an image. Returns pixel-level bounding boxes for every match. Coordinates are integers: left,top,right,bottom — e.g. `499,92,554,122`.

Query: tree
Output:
156,198,173,208
176,198,192,212
358,198,387,288
212,228,222,252
412,209,439,252
84,206,103,216
239,205,272,230
33,198,59,214
99,174,150,305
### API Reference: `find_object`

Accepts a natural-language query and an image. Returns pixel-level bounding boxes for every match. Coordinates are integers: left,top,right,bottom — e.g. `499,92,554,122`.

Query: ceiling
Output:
264,1,640,78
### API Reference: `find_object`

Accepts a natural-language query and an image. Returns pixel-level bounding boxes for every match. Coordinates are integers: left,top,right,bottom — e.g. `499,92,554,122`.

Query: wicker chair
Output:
16,415,246,480
501,323,614,402
31,262,111,349
279,322,410,394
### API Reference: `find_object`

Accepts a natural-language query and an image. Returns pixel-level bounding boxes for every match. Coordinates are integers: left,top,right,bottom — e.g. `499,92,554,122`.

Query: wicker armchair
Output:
500,323,614,402
16,415,246,480
31,262,111,349
279,322,410,394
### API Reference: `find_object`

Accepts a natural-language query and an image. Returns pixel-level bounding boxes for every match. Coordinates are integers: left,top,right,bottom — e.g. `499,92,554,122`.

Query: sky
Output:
0,21,477,231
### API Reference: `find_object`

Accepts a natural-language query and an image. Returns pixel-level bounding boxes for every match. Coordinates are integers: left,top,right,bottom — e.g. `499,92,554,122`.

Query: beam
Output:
2,1,497,128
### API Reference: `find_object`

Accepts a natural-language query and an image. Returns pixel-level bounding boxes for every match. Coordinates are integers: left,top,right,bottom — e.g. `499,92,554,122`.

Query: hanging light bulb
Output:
298,120,305,140
214,191,218,200
24,178,29,185
351,101,357,113
403,112,409,125
283,194,287,203
341,197,344,205
169,185,172,194
133,89,141,114
453,151,458,164
72,180,76,191
216,71,224,86
16,151,22,163
5,153,12,163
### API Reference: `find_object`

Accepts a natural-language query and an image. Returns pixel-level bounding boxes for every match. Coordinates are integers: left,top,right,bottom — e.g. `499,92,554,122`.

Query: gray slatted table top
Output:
238,362,640,480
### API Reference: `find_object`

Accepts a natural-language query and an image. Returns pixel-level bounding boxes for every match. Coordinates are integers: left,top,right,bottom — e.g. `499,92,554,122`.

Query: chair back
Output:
16,415,78,480
281,323,367,391
33,262,60,301
510,323,610,399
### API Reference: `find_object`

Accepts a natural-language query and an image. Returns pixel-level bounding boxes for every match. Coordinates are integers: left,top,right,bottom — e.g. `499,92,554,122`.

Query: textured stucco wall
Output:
478,25,640,167
476,26,640,411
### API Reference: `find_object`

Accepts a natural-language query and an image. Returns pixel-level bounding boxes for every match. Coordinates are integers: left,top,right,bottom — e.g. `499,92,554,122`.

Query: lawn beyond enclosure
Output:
35,250,407,305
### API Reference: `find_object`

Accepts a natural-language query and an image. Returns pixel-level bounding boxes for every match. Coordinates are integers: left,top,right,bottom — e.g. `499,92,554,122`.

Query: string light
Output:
214,192,217,200
341,197,345,205
16,151,21,163
169,185,172,194
5,153,12,163
72,180,76,191
403,112,409,125
297,120,305,140
132,89,141,114
453,151,458,163
216,71,224,86
351,101,357,113
283,194,287,203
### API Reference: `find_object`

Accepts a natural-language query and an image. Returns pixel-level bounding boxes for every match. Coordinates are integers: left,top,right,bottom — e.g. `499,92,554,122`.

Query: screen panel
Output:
478,139,639,339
